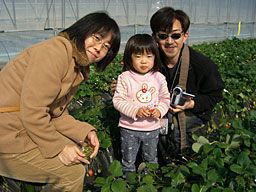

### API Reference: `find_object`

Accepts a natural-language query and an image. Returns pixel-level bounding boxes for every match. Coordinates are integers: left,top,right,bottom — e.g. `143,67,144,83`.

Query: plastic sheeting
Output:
0,0,255,68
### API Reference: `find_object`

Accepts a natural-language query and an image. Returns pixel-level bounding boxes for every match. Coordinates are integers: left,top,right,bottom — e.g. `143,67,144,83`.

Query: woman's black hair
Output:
123,34,162,73
62,11,120,71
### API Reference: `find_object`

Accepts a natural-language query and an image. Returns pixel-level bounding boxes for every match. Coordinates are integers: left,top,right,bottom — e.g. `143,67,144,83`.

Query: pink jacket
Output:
113,71,170,131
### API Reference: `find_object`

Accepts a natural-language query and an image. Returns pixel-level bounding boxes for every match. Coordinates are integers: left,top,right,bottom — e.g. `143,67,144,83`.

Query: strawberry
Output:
88,169,93,177
226,122,231,129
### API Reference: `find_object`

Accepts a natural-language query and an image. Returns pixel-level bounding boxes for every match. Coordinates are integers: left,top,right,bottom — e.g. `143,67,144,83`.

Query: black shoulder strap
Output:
177,45,190,152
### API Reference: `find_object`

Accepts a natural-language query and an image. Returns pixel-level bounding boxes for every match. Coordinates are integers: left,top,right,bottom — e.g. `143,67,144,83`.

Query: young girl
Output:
113,34,170,177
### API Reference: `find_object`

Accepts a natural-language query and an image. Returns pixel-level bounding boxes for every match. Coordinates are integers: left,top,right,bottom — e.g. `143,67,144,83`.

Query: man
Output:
150,7,224,162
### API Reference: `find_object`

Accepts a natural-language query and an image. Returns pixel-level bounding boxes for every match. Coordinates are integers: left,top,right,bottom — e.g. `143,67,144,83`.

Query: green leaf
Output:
194,167,206,179
213,148,222,159
217,142,229,149
162,187,179,192
231,119,243,129
210,188,222,192
198,185,210,192
226,141,240,152
191,184,200,192
111,178,127,192
101,185,112,192
109,160,123,177
235,176,245,188
223,188,235,192
243,137,251,147
179,165,190,175
100,136,112,148
94,177,106,186
142,175,154,185
200,158,208,170
187,162,198,169
146,163,159,170
215,156,224,167
24,185,36,192
202,143,214,154
192,142,202,153
225,134,231,144
106,176,115,183
171,172,186,186
137,185,157,192
230,164,243,174
126,172,137,184
237,151,250,167
207,169,220,183
198,136,210,144
137,162,146,173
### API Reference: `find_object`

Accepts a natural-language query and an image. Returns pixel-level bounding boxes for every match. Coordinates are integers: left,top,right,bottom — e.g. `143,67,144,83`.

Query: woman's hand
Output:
58,144,89,166
85,130,100,159
169,99,195,114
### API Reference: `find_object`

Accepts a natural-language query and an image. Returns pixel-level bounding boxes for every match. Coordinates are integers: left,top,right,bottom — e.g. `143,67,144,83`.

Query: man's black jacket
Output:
161,46,224,123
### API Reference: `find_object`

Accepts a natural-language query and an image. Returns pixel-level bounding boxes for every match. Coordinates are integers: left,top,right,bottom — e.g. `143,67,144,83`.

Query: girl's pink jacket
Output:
113,71,170,131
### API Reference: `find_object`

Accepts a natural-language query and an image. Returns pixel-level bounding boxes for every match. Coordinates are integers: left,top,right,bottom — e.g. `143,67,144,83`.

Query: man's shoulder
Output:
188,46,216,67
189,47,210,60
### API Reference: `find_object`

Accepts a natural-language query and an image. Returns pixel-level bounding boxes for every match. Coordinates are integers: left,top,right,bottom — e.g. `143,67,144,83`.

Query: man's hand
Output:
170,99,195,114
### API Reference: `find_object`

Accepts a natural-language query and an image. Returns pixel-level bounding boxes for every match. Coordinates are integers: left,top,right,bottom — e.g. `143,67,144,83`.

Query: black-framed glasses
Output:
157,33,183,40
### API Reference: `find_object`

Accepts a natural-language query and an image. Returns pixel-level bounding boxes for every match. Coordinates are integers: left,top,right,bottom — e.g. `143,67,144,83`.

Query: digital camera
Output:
170,86,195,106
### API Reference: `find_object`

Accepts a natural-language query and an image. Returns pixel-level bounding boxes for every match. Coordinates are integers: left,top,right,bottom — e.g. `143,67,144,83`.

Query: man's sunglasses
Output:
157,33,183,40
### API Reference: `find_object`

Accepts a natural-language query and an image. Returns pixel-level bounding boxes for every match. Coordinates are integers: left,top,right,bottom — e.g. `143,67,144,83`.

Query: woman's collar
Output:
58,32,89,67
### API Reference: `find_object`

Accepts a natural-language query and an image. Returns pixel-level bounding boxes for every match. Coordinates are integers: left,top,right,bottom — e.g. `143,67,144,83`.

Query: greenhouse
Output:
0,1,256,192
0,0,255,68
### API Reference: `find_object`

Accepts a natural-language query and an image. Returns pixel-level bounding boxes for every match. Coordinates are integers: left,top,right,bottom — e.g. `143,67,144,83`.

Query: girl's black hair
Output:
123,34,162,72
62,11,120,71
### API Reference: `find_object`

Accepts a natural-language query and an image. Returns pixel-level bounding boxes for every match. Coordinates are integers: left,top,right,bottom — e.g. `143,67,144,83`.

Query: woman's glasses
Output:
157,33,183,40
92,34,111,52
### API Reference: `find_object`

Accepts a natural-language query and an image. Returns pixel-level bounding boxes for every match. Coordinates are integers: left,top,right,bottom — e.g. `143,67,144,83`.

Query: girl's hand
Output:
150,108,161,119
136,107,151,118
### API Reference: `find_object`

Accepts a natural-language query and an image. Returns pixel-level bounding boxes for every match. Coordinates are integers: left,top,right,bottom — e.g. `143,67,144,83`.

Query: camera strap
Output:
178,45,189,153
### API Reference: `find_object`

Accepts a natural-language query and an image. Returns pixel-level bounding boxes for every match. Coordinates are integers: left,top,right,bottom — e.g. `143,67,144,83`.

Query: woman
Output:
0,11,120,191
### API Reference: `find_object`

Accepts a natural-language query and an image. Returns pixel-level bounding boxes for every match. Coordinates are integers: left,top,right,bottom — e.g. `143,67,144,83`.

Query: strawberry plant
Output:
3,38,254,192
69,38,256,191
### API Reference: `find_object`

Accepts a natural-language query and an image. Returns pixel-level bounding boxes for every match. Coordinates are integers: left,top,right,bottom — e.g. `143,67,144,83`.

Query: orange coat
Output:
0,35,95,158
